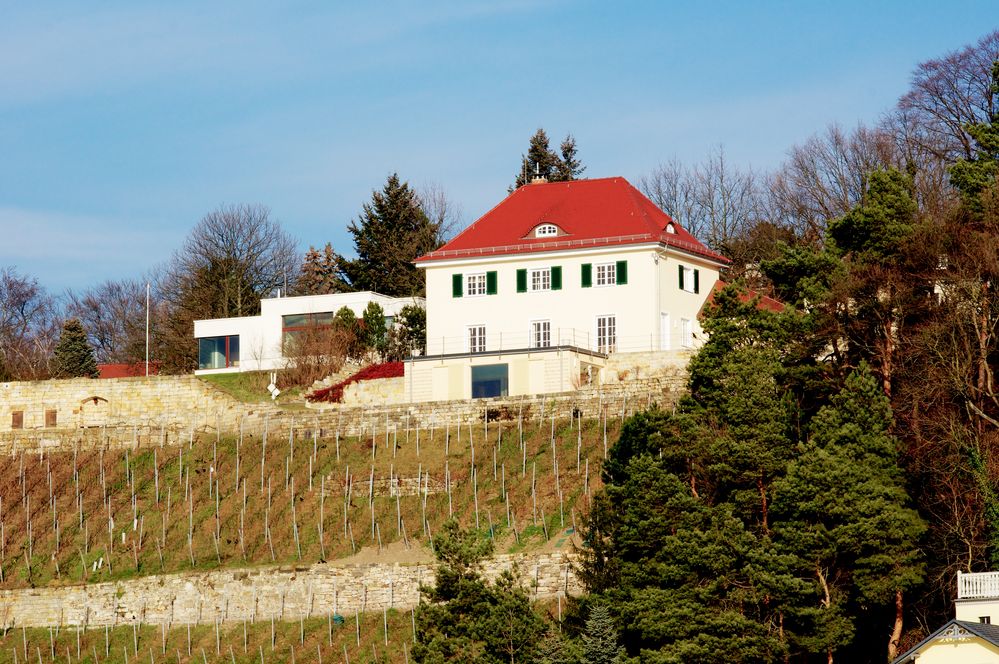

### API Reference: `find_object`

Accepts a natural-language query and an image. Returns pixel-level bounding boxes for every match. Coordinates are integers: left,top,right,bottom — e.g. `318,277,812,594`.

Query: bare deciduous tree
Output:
766,124,897,240
0,267,60,380
640,147,762,255
157,204,299,373
418,182,465,243
65,278,147,364
897,30,999,162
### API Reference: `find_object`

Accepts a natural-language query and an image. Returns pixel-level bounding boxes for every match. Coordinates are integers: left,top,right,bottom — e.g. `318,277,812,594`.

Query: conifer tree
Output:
296,243,351,295
581,605,624,664
361,301,387,356
345,174,441,296
513,129,586,188
948,60,999,213
52,318,99,378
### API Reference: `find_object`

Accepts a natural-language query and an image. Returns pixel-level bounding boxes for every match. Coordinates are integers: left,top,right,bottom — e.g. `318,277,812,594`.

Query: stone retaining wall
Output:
0,372,686,452
0,552,581,628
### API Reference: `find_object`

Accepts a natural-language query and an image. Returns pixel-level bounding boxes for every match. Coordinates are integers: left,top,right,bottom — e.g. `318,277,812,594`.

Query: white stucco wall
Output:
420,244,721,357
900,635,999,663
193,292,423,374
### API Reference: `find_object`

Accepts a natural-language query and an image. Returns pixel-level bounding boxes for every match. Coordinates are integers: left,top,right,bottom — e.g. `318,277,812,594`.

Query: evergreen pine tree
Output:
361,301,387,356
581,605,624,664
345,174,441,296
296,243,351,295
52,318,99,378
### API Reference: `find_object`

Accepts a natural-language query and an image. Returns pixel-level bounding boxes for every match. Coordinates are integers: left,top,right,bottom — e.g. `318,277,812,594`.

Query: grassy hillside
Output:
0,412,622,588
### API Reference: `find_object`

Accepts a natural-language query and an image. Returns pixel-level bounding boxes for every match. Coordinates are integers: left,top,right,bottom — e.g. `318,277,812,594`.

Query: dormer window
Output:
535,223,558,238
665,222,677,234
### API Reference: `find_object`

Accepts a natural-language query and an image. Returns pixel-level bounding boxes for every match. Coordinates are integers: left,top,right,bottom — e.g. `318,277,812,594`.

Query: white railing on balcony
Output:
420,328,700,358
957,571,999,599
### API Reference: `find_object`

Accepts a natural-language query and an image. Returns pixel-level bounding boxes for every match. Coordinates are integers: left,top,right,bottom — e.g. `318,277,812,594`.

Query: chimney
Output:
531,175,548,184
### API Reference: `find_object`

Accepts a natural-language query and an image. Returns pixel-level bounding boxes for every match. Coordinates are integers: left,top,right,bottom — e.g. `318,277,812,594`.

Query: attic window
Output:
665,222,677,234
535,224,558,238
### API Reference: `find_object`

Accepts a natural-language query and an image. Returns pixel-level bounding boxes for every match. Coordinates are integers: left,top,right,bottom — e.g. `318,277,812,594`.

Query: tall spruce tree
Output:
345,174,441,296
581,605,624,664
296,243,351,295
513,129,586,188
52,318,99,378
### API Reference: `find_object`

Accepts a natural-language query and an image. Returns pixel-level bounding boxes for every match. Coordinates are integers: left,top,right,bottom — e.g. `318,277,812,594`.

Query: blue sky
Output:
1,1,995,293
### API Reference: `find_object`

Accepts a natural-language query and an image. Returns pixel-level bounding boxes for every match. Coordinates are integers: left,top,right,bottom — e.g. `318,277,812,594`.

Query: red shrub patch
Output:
306,361,405,403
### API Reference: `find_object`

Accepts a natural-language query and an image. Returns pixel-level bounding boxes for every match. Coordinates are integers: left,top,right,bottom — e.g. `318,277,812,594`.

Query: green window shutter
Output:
551,266,562,291
581,263,592,288
452,273,463,298
693,269,700,294
516,269,527,293
678,264,685,290
486,271,497,295
615,260,628,285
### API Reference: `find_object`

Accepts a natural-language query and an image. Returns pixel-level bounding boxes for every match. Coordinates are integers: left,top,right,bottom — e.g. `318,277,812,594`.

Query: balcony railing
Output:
420,328,698,359
957,571,999,599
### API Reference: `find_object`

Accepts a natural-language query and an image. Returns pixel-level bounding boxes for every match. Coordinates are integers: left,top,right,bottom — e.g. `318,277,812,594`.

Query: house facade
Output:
406,176,728,402
193,291,422,374
892,571,999,663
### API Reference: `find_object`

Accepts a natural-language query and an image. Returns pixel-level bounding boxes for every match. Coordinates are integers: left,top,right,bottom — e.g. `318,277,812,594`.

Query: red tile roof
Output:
703,280,784,314
414,176,729,264
97,363,159,379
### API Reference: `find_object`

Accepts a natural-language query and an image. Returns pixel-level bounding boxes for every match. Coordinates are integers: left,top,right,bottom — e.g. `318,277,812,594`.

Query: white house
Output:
406,176,730,402
193,291,423,374
892,571,999,663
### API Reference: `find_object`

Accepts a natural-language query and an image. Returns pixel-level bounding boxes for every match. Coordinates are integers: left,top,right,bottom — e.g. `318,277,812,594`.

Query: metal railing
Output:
957,571,999,599
422,329,698,358
419,232,722,261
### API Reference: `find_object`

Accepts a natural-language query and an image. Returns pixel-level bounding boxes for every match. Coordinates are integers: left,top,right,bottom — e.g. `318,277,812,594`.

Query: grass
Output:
0,410,621,589
198,372,303,406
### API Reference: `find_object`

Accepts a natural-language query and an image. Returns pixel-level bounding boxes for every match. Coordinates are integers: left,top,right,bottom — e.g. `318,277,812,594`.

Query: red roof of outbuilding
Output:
414,176,729,264
703,280,785,314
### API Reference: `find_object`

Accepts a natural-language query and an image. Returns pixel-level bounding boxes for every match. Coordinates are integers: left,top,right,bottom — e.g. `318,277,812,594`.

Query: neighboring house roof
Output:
414,176,729,265
892,619,999,663
702,280,784,314
97,363,159,379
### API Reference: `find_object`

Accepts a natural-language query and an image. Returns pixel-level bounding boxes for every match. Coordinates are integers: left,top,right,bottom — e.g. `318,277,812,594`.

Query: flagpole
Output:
145,282,150,377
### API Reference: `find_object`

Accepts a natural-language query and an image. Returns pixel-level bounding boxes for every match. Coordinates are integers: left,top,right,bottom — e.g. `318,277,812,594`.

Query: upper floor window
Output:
595,263,616,286
530,268,551,291
678,265,700,294
466,273,487,296
535,223,558,238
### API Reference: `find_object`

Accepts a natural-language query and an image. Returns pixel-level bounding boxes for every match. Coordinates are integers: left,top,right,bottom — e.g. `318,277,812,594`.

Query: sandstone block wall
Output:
0,372,685,453
0,552,581,628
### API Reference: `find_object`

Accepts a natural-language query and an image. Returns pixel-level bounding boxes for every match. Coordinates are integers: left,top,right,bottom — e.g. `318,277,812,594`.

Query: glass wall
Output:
471,364,508,398
198,335,239,370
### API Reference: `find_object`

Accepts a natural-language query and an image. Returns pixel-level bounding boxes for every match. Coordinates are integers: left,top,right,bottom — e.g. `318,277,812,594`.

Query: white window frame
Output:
680,318,693,348
535,223,558,237
468,325,486,353
530,268,551,292
680,266,696,293
596,315,616,353
595,262,616,287
466,273,487,297
530,320,551,349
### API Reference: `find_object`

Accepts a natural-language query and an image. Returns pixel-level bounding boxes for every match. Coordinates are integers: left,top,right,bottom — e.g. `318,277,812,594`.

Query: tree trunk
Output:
887,589,904,662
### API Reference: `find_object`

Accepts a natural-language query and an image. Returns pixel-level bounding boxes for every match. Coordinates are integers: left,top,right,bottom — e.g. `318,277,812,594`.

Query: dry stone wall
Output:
0,372,686,452
0,552,581,628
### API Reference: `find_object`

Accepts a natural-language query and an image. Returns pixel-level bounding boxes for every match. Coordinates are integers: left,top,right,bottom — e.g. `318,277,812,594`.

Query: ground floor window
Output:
531,320,551,348
468,325,486,353
198,335,240,369
596,315,616,353
471,364,508,398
